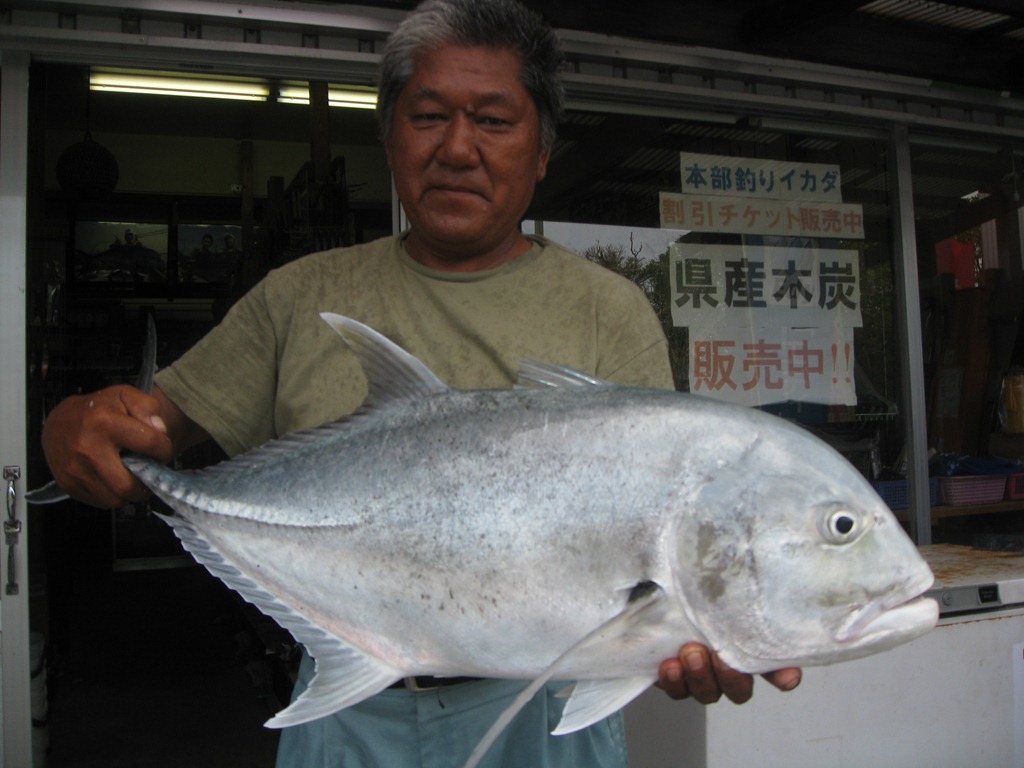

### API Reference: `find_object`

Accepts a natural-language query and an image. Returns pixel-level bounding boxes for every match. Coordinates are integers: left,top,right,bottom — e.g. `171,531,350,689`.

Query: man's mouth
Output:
429,184,487,200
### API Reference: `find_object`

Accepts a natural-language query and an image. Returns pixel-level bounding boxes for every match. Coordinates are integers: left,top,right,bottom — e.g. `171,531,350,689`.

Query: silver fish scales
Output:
124,312,937,763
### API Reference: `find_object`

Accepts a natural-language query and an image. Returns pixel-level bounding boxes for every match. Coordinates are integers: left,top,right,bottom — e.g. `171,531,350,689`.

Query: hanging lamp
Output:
56,69,119,197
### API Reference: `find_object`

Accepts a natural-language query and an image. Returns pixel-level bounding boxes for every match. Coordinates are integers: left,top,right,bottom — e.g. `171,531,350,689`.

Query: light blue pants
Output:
275,652,629,768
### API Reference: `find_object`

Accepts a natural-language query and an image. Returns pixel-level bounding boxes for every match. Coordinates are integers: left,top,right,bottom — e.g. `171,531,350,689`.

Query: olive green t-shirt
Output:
155,233,672,457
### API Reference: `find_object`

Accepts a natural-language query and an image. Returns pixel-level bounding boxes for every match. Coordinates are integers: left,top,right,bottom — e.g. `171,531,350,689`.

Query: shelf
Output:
930,500,1024,519
896,500,1024,522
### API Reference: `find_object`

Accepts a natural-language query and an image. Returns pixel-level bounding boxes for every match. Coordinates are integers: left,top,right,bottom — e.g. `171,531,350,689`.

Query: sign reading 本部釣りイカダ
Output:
678,153,845,202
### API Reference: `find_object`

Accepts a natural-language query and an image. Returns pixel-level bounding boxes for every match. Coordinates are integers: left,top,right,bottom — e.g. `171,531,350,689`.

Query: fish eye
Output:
818,506,867,545
833,513,855,535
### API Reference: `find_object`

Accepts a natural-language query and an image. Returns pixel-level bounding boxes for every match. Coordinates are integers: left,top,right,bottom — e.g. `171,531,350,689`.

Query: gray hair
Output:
376,0,565,150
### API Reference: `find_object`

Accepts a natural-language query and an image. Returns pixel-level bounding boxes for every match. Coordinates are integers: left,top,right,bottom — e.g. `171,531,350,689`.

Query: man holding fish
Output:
39,0,801,764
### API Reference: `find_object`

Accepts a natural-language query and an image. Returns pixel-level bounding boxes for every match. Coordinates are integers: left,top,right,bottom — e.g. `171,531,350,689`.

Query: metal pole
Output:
889,124,931,545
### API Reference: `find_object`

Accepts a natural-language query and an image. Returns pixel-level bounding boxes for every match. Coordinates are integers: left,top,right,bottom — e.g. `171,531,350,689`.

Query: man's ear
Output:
536,145,551,182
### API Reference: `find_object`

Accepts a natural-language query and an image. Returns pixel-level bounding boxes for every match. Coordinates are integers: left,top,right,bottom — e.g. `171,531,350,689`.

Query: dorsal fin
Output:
515,359,612,389
134,313,158,393
320,312,449,406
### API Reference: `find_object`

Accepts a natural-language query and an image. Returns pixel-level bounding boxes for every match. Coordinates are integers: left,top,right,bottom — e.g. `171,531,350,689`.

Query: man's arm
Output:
40,384,210,508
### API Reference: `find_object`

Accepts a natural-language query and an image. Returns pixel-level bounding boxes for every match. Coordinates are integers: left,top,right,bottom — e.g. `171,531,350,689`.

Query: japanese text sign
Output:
678,153,843,202
659,192,865,239
671,243,862,407
670,243,863,330
689,325,857,406
660,151,863,406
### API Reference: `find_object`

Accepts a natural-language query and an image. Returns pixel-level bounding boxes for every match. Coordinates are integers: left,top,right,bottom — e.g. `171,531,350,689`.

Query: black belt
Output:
389,676,480,692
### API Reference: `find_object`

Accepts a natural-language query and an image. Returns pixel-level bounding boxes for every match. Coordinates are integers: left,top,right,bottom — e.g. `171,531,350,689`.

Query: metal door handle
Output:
4,465,21,595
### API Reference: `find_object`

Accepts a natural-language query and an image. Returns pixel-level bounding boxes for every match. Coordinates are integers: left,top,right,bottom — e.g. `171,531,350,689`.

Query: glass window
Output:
530,112,901,489
910,141,1024,543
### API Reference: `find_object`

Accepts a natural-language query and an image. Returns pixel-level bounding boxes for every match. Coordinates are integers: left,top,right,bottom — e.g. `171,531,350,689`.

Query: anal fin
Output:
266,639,399,728
154,510,401,727
551,676,655,735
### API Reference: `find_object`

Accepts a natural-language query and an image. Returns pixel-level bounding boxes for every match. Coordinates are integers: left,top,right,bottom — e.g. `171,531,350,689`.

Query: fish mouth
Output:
835,595,938,643
834,572,937,643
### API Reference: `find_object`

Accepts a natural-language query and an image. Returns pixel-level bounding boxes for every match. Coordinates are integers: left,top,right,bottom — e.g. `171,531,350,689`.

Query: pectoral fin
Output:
462,582,665,768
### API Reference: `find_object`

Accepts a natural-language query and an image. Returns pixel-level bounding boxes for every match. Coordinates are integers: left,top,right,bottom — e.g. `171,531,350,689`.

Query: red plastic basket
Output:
939,475,1008,506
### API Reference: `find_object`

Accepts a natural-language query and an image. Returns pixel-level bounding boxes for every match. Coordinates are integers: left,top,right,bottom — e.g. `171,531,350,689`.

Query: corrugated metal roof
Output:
859,0,1009,32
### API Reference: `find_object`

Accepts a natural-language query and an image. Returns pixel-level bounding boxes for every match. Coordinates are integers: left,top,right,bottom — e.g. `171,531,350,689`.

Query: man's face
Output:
385,44,550,270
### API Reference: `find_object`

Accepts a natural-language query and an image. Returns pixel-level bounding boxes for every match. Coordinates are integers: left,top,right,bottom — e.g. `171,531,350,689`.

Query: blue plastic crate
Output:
871,477,939,510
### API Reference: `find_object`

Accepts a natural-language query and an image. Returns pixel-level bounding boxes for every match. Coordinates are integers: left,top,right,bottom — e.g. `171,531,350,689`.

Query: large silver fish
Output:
124,312,936,761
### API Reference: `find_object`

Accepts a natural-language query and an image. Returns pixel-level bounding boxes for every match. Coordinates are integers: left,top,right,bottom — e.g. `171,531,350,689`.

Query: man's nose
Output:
437,113,480,166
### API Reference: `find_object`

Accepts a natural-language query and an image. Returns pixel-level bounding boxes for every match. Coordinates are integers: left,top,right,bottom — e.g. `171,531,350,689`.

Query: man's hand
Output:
40,384,176,508
656,643,801,704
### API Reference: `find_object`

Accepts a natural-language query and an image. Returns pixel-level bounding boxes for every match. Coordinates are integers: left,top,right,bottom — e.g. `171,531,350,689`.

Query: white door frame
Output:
0,48,33,768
